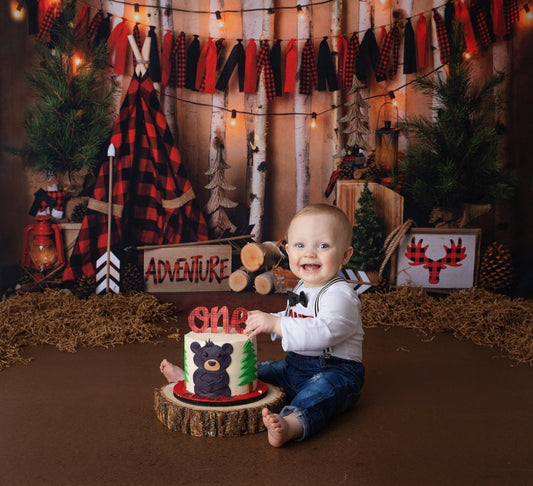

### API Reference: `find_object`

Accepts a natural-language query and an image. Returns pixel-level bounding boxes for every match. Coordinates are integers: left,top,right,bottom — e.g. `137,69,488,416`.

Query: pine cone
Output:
73,274,96,298
478,242,513,295
120,262,145,293
339,163,354,180
71,201,88,223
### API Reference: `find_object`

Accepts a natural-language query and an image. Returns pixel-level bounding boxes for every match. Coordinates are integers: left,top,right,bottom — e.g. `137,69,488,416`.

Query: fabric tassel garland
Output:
185,35,200,90
73,4,91,43
244,39,258,93
375,24,401,82
403,19,417,74
470,0,493,47
504,0,520,36
317,37,339,92
170,32,186,88
492,0,506,37
93,12,112,47
35,3,62,44
344,32,360,90
445,1,455,37
416,13,429,69
356,29,379,84
195,37,217,93
160,30,174,86
256,40,277,101
433,9,451,65
337,35,348,89
108,19,129,75
87,9,104,41
455,0,478,54
299,39,318,95
284,38,297,93
148,26,162,83
26,0,40,35
270,40,283,97
216,39,246,92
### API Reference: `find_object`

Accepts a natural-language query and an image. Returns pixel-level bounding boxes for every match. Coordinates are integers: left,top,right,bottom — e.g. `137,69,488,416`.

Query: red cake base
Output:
173,379,269,407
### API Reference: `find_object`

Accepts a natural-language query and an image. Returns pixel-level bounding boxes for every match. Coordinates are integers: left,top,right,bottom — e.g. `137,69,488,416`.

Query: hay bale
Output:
0,289,179,370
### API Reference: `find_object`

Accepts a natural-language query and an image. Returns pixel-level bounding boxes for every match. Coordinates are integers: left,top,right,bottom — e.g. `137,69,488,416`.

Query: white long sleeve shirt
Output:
272,279,364,363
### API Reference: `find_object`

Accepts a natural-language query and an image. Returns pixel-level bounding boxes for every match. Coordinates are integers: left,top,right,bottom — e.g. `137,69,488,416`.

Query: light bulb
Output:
297,5,304,20
230,110,237,126
216,10,224,28
310,113,317,129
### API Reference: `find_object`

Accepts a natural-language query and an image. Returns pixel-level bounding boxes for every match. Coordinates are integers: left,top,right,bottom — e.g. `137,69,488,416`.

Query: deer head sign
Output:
404,237,467,284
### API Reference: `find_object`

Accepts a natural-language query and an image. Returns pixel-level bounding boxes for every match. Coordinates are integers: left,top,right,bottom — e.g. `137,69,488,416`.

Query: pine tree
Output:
402,22,513,221
238,339,257,391
22,1,116,177
204,139,238,237
348,179,385,271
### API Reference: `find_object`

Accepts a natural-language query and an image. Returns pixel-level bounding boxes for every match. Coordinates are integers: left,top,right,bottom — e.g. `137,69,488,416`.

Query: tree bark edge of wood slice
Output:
154,383,286,437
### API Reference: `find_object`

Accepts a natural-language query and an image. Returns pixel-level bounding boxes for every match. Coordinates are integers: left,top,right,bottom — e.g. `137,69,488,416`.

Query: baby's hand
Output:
245,310,282,338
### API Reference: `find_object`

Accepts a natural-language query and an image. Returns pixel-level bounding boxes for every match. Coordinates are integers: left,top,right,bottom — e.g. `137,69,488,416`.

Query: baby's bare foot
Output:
160,359,184,383
262,408,302,447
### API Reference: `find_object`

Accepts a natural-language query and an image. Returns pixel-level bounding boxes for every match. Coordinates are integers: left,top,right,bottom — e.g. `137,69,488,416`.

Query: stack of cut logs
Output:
229,241,287,295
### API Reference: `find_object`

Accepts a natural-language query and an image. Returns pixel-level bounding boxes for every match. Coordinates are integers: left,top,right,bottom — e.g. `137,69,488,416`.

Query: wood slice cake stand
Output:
154,382,286,437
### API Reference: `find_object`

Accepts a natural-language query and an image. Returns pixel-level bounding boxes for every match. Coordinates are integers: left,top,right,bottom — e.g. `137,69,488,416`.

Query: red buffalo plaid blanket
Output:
63,73,208,283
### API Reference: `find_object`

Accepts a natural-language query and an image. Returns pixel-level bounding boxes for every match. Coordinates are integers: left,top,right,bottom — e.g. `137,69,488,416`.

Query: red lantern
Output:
21,216,65,279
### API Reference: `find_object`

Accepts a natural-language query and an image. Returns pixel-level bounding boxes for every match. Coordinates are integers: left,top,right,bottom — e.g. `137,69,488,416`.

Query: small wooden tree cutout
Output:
204,138,238,238
337,76,371,155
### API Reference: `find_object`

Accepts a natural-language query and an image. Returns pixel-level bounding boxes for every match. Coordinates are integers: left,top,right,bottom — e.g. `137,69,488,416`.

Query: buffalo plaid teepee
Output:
63,73,208,283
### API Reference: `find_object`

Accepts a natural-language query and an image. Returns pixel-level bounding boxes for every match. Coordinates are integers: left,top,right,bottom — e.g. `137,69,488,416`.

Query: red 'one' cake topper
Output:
188,306,248,334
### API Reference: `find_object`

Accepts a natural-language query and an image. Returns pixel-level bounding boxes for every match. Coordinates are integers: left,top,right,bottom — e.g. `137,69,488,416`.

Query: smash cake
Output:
173,308,268,406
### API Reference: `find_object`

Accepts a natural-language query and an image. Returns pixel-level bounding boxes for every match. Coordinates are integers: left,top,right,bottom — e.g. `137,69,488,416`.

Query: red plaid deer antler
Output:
405,237,467,284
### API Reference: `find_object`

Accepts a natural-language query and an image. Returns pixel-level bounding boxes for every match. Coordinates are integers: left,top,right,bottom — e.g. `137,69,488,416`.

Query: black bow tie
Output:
287,290,308,307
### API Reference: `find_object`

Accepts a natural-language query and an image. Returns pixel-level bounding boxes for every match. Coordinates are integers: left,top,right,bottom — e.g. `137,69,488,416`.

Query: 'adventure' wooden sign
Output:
143,245,232,292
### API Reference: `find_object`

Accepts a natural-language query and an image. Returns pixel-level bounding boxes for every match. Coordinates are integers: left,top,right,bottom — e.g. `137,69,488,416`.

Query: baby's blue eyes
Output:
294,243,330,249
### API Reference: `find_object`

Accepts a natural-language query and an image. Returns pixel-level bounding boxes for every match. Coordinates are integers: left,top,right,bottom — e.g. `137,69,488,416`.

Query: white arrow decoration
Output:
338,268,373,295
96,143,120,294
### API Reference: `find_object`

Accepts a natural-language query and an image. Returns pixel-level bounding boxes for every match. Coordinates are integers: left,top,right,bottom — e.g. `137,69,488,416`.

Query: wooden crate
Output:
336,180,404,237
143,245,232,292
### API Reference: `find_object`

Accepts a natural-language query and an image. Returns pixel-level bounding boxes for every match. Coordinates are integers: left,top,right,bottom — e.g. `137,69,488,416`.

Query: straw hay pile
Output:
0,289,179,370
361,287,533,366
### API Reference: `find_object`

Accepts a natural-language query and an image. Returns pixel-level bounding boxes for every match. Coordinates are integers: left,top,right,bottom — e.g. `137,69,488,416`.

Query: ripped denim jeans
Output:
257,351,365,441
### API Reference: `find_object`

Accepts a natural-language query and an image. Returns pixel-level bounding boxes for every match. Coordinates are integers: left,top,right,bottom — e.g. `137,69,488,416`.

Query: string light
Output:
389,91,397,106
463,51,472,60
310,112,317,129
10,0,25,21
230,109,237,126
215,10,224,28
134,3,140,22
297,5,305,20
524,2,533,20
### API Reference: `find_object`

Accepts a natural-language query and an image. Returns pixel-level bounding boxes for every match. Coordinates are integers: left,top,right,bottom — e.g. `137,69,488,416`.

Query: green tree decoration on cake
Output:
348,179,385,272
184,346,189,384
238,339,257,391
22,0,116,182
401,22,514,226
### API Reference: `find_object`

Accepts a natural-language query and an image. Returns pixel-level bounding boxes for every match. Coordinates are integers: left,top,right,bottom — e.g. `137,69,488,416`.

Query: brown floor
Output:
1,291,532,486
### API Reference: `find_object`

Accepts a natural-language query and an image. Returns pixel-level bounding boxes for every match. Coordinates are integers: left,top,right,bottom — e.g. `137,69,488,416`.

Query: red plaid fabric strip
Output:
433,8,451,64
299,39,318,95
375,24,400,81
108,18,129,75
257,40,277,101
337,34,348,89
35,4,61,43
504,0,520,35
344,32,360,90
470,0,493,47
87,9,103,40
160,30,173,86
171,32,186,88
455,0,478,54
